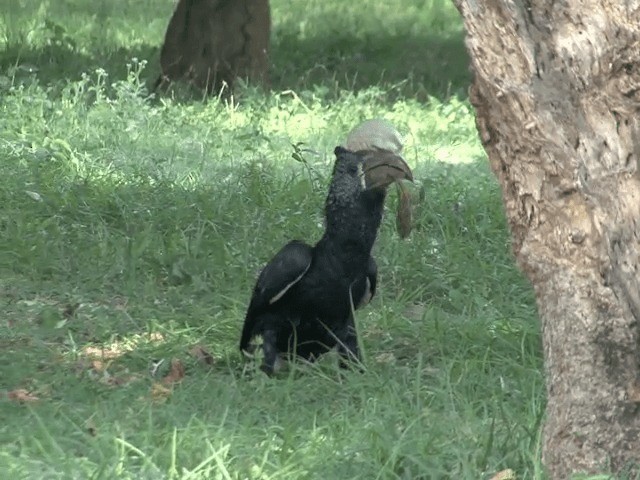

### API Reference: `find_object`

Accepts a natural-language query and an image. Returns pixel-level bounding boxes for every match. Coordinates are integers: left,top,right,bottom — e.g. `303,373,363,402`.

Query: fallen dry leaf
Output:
93,369,141,388
81,333,165,364
374,352,397,364
189,345,214,366
151,382,172,402
8,389,39,403
490,469,517,480
91,359,109,373
83,345,124,360
147,332,165,343
162,358,185,385
395,182,413,239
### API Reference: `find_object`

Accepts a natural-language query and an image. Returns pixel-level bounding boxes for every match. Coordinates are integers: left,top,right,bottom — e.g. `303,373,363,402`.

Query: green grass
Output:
0,1,544,478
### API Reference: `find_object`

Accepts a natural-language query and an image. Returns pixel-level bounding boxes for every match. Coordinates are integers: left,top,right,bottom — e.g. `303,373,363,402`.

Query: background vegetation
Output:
0,0,543,478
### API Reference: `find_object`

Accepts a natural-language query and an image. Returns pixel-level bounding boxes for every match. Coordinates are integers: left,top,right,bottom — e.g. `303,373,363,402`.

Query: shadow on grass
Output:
1,42,163,89
271,30,470,101
1,27,468,102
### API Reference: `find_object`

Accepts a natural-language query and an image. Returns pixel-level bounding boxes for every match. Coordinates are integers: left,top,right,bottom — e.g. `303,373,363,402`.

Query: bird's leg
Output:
337,314,361,369
260,329,279,376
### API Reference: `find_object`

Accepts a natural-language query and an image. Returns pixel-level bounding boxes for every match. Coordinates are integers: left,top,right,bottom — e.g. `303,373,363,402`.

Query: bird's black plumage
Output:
239,146,411,374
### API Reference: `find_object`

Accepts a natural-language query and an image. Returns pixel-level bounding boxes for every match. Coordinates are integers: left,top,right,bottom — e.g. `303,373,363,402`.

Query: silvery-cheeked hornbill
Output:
239,120,413,375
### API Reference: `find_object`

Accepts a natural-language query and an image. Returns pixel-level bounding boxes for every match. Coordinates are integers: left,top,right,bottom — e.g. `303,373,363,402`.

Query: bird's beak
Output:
361,150,414,190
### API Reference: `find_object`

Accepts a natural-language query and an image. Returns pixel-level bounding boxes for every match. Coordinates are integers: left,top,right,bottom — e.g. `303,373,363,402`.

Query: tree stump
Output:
155,0,270,93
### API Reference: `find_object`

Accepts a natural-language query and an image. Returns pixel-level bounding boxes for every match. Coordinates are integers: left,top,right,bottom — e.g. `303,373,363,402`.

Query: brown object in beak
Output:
361,149,413,190
395,182,413,239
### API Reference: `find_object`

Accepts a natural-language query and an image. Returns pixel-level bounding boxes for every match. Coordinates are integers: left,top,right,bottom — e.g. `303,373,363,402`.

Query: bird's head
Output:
323,146,412,246
323,119,414,245
330,146,413,196
324,146,413,234
327,118,413,204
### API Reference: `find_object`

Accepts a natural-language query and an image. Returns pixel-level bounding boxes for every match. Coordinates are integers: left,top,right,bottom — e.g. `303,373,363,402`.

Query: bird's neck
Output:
319,190,385,261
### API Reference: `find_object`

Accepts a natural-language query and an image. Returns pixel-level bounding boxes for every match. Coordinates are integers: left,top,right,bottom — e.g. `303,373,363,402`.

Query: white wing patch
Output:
349,277,372,309
357,277,372,308
268,263,311,304
357,162,366,189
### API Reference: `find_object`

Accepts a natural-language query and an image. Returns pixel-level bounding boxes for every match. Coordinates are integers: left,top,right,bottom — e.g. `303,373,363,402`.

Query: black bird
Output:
239,141,412,375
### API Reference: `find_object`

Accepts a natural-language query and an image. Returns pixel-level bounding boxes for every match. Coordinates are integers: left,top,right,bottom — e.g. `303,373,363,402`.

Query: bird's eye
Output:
347,163,358,175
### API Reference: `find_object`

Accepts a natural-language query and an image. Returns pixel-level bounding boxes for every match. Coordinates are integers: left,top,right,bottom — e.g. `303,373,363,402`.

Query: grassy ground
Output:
0,1,544,478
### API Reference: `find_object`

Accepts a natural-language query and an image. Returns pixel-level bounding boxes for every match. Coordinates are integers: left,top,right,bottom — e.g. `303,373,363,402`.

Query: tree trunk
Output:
155,0,270,93
452,0,640,477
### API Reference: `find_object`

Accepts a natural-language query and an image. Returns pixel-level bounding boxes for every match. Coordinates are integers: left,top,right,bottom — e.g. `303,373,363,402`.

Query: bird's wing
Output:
240,240,313,353
252,240,314,308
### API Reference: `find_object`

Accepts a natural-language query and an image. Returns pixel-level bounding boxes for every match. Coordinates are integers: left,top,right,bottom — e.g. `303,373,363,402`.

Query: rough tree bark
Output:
452,0,640,477
155,0,270,93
